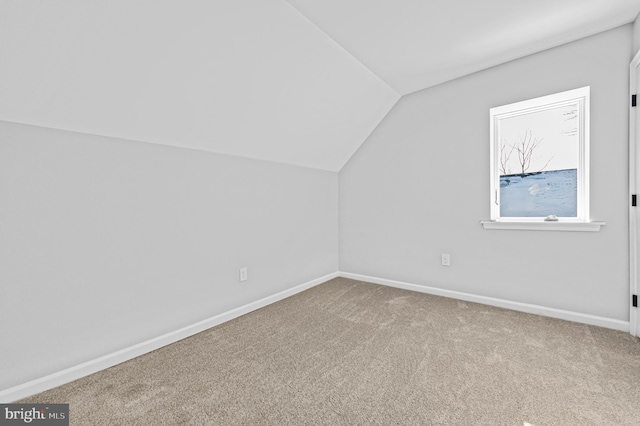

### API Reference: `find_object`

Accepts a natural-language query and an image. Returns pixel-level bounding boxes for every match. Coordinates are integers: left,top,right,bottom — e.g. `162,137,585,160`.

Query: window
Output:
483,87,603,231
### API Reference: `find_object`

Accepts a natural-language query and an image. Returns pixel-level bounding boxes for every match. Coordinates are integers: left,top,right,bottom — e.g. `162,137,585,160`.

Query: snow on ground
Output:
500,169,577,217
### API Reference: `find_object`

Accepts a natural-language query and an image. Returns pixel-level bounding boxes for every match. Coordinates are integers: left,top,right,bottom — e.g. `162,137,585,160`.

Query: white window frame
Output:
481,87,604,231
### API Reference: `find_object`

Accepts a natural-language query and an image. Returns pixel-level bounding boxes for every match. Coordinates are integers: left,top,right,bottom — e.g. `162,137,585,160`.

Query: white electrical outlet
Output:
239,267,248,282
441,253,450,266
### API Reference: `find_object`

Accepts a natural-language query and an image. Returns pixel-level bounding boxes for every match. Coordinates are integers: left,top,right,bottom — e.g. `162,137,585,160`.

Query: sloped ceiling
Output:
287,0,640,96
0,0,399,171
1,1,639,171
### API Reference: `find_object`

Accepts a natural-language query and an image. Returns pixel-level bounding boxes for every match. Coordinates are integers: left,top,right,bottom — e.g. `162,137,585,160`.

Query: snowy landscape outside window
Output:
489,87,590,223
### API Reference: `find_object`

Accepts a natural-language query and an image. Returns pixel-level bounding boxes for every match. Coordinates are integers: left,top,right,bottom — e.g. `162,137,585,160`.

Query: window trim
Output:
480,220,604,232
484,87,600,230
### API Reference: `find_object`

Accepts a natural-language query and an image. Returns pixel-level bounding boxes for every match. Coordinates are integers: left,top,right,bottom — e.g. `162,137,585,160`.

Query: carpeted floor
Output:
20,278,640,425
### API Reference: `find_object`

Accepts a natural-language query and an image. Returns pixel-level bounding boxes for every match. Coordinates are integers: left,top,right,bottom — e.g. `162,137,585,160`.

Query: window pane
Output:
498,103,579,218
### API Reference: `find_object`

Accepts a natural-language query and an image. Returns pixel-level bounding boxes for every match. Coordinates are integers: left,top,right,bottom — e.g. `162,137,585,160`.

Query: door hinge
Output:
633,194,637,207
633,94,637,107
634,294,638,308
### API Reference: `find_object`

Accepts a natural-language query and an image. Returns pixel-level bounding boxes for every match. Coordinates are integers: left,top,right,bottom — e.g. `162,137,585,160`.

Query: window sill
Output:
480,220,605,232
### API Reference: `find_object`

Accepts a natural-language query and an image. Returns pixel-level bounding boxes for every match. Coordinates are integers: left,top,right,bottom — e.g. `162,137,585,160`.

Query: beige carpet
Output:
20,278,640,425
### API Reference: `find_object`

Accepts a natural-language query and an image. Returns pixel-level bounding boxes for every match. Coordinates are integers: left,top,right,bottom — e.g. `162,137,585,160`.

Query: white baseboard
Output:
2,270,628,402
0,272,338,403
339,272,630,332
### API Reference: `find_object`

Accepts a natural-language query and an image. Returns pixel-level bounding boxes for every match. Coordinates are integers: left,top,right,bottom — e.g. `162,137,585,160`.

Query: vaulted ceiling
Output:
1,1,639,171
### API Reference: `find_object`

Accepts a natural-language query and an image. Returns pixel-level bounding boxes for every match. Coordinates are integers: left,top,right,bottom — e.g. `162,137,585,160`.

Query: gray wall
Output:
0,121,338,390
340,25,632,322
633,13,640,54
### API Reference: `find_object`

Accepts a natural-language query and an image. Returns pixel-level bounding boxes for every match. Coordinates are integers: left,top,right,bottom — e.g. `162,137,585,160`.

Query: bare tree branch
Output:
499,139,515,175
504,130,548,175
